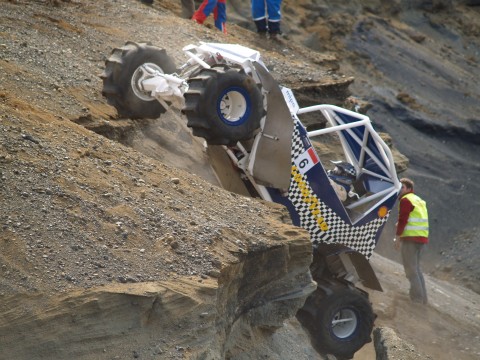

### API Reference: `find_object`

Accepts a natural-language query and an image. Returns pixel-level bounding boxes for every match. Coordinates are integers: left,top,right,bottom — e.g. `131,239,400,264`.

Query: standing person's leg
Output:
251,0,267,33
213,0,227,33
401,241,425,303
181,0,195,19
192,0,218,24
265,0,282,34
416,243,428,304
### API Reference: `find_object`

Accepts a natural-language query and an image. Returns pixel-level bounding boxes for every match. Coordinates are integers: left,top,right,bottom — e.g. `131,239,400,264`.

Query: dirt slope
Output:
364,253,480,360
1,0,480,359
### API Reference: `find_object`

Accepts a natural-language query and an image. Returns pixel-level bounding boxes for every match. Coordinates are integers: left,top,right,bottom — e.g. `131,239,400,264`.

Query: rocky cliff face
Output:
0,2,323,358
1,1,479,359
0,94,317,359
0,187,314,360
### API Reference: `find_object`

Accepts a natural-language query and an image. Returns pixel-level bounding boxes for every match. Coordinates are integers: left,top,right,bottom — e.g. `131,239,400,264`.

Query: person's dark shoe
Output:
140,0,153,4
257,30,268,38
254,19,268,33
411,297,427,305
267,20,281,34
268,31,283,41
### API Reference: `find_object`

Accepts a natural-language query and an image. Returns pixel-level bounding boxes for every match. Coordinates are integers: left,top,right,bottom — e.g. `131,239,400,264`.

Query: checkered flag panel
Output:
288,120,389,259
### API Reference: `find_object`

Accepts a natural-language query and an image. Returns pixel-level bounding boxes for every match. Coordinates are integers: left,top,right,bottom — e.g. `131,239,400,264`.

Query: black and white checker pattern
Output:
288,120,389,259
330,160,356,178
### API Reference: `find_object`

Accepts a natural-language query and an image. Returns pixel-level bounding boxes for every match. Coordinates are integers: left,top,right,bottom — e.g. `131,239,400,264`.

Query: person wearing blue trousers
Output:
192,0,228,34
251,0,283,37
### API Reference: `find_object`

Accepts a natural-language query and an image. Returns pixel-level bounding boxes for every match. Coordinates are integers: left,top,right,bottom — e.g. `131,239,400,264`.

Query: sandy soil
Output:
1,0,479,359
361,254,480,360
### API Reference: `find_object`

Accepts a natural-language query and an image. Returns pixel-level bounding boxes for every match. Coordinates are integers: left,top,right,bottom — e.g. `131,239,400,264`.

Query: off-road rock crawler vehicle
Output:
101,41,401,359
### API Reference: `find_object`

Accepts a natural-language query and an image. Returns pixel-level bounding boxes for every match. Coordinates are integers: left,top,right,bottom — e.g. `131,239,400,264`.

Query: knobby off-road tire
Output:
298,286,375,359
183,67,263,145
101,42,176,119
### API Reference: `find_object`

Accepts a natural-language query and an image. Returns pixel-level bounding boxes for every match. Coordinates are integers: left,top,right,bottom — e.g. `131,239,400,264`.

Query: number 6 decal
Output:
294,147,319,174
299,158,309,169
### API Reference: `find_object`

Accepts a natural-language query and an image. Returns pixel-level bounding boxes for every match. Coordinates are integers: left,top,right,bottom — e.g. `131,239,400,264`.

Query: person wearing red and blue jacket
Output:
251,0,283,37
192,0,227,34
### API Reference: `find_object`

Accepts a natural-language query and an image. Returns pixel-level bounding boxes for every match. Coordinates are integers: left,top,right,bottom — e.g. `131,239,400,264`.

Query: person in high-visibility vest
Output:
394,178,429,304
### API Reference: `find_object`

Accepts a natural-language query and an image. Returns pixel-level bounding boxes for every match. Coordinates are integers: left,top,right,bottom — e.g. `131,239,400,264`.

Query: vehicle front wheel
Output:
183,67,264,145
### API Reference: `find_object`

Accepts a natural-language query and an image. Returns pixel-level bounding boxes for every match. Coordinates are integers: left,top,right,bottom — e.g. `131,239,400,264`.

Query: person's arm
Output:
396,196,414,236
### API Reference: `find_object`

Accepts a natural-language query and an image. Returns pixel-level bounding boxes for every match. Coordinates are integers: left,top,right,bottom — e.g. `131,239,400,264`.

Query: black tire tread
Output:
298,282,374,359
101,42,176,119
183,66,263,145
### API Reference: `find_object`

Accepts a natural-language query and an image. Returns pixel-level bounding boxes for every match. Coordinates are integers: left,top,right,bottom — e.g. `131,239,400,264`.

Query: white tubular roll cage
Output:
225,102,401,219
299,105,401,212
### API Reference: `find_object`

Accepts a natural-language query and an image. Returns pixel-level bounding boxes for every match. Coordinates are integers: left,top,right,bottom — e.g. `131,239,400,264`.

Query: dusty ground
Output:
1,0,479,359
357,253,480,360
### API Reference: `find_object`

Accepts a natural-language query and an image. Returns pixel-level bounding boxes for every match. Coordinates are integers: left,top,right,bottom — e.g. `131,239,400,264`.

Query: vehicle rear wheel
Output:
183,66,264,145
101,41,176,119
298,286,374,359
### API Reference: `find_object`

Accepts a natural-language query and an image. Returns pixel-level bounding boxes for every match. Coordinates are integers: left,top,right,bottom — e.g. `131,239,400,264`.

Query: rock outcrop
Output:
0,218,315,359
374,327,432,360
2,1,480,359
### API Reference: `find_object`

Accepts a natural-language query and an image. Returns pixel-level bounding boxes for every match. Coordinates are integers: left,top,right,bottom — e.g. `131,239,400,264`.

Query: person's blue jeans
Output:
401,241,428,304
251,0,282,22
251,0,282,34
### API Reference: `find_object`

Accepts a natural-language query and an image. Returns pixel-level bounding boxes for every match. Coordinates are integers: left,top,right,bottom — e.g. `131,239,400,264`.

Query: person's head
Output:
399,177,414,197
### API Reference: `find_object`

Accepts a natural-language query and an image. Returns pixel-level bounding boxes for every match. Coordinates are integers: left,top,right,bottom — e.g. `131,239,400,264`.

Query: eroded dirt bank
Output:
1,0,479,359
